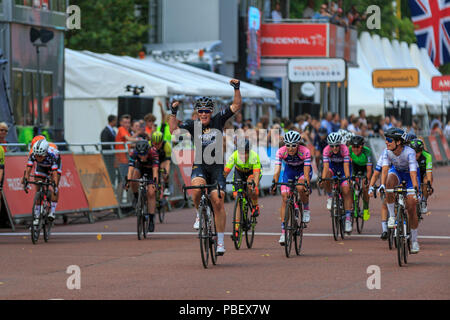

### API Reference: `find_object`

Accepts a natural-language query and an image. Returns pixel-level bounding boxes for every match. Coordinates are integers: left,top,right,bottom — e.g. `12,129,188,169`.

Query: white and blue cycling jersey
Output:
381,146,419,190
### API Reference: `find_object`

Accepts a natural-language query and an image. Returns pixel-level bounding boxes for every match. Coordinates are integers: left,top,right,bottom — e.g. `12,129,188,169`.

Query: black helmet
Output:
195,97,214,111
405,133,417,143
318,127,328,136
409,139,424,153
135,140,150,155
350,135,365,146
385,127,406,142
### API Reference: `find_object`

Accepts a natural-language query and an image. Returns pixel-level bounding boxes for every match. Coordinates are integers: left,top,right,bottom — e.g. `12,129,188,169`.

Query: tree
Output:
65,0,150,57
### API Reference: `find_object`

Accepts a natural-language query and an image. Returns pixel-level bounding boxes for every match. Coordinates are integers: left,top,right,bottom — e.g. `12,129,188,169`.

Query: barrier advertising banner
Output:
3,154,89,217
426,135,443,162
72,154,118,210
372,69,420,88
432,76,450,91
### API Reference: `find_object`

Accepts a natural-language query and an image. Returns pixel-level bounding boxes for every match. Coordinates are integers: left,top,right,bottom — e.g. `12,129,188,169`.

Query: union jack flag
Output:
408,0,450,67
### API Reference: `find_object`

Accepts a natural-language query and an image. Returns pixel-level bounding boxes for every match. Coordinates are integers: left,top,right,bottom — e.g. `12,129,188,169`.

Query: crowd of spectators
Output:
270,0,367,28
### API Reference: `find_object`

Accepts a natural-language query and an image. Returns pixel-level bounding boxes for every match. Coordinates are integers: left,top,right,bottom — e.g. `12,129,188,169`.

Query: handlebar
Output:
182,182,222,201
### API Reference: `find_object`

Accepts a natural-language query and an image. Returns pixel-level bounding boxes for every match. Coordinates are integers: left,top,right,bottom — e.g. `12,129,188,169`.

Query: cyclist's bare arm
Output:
344,162,350,179
168,101,180,134
322,162,329,180
253,170,260,187
409,170,419,191
153,166,159,185
229,79,242,113
23,166,32,182
380,165,389,186
366,164,373,181
304,165,311,186
272,164,281,184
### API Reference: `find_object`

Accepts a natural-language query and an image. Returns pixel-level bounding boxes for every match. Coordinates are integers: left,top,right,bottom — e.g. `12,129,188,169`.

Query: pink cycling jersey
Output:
275,145,311,168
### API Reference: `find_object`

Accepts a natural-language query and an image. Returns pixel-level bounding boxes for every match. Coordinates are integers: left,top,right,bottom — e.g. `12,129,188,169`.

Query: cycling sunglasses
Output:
330,144,340,148
385,137,393,143
197,109,212,114
352,145,362,148
285,143,298,148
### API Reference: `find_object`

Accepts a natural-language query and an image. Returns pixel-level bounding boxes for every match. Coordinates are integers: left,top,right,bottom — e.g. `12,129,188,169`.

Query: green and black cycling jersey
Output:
417,150,432,180
349,145,372,175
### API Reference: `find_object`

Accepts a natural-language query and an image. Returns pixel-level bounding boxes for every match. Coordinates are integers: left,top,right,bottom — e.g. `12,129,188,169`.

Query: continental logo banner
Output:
72,154,118,210
372,69,419,88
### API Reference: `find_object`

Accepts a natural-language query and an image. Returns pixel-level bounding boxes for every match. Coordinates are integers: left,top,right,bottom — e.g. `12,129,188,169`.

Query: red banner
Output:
3,154,89,217
438,134,450,160
261,23,328,57
427,135,443,162
432,76,450,91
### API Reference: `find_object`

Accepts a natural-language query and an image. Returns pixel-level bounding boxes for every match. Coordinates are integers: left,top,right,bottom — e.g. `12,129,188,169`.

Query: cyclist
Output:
313,126,328,173
368,149,390,240
320,132,353,233
22,140,59,225
168,79,242,255
271,131,311,246
409,138,433,215
125,140,159,233
379,128,420,254
29,135,62,188
348,135,373,221
224,138,261,215
151,131,172,196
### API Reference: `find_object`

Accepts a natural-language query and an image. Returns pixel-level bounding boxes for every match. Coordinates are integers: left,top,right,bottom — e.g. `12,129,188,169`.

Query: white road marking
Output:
0,232,449,240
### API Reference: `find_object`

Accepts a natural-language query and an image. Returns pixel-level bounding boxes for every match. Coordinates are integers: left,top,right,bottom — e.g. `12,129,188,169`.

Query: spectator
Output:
313,4,331,21
271,2,282,22
144,113,156,138
156,100,172,143
431,121,443,136
115,114,138,165
347,117,360,134
321,112,333,134
295,115,305,130
131,120,148,140
340,118,349,130
358,109,368,127
100,115,117,150
383,116,392,131
430,117,443,131
260,115,269,129
302,0,315,19
444,120,450,140
191,110,199,121
0,122,8,152
331,113,340,132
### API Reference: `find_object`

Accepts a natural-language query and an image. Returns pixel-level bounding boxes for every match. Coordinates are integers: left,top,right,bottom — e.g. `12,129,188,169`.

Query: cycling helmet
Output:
33,139,49,156
337,129,348,138
135,140,150,155
405,133,417,143
385,127,406,142
194,97,214,111
151,131,163,144
350,135,365,146
284,130,301,144
409,139,424,153
327,132,342,145
318,127,328,136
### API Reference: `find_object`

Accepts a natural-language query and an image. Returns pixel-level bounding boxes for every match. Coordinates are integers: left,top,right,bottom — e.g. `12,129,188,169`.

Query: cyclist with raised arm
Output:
151,131,172,196
409,139,433,215
125,140,159,233
22,140,59,225
320,132,353,233
271,131,311,246
379,128,421,253
168,79,242,255
348,135,373,221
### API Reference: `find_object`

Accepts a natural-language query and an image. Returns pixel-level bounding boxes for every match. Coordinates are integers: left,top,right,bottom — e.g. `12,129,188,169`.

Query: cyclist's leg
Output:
297,173,311,222
49,170,59,220
130,166,141,201
340,177,353,228
209,165,227,252
247,174,260,217
386,168,400,226
161,160,171,194
191,166,207,209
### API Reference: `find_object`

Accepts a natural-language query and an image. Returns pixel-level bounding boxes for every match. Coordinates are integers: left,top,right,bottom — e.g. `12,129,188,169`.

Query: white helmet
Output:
327,132,342,145
33,139,49,156
284,130,301,144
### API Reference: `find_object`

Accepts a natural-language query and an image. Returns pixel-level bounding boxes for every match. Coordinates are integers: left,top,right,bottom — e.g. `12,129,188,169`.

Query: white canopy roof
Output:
80,51,277,101
65,49,168,98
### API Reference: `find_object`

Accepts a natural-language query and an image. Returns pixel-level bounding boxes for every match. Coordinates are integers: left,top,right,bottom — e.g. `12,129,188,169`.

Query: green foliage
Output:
439,63,450,75
65,0,149,57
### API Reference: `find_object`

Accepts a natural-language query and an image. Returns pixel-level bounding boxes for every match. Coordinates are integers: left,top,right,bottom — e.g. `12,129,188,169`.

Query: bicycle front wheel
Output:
396,207,405,267
31,193,43,245
198,205,210,269
142,199,149,239
209,209,217,265
43,202,53,243
245,209,256,249
136,193,144,240
232,197,243,250
158,200,166,223
331,196,339,241
355,192,364,234
284,203,295,258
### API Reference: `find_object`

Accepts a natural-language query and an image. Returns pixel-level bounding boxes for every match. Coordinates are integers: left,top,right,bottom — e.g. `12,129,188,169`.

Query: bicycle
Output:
227,179,257,250
319,175,349,241
386,181,416,267
24,176,54,245
156,168,168,223
417,181,433,222
316,157,324,196
127,174,154,240
351,173,367,234
183,182,221,269
373,185,394,250
273,180,309,258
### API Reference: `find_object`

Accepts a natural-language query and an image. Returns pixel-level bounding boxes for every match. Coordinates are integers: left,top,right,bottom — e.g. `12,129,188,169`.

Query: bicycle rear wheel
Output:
232,197,243,250
284,203,295,258
198,205,210,269
331,196,339,241
388,228,394,250
294,208,304,256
